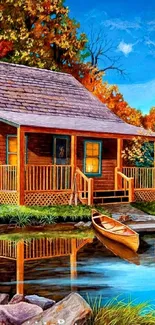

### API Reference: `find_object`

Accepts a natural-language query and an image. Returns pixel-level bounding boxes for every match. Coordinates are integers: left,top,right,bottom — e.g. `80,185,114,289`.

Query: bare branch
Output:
85,23,126,78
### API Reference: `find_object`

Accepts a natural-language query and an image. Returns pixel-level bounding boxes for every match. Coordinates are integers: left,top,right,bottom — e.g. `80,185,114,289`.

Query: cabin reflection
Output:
0,237,92,295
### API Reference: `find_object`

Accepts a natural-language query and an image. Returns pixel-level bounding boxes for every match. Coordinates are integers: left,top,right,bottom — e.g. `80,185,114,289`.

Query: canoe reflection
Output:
0,237,93,295
95,231,140,265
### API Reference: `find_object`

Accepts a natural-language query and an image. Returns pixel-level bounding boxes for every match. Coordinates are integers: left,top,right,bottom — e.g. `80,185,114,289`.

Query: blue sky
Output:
66,0,155,114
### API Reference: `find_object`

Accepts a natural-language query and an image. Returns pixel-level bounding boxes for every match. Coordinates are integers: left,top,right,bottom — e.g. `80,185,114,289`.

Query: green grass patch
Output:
0,229,94,241
132,202,155,215
0,204,110,227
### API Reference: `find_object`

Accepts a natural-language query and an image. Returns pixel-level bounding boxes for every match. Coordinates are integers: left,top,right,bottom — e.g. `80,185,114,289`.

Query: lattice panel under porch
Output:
24,191,71,206
135,190,155,202
0,191,18,205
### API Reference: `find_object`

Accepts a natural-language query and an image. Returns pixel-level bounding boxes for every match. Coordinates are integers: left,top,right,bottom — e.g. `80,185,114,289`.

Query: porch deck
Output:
0,164,154,206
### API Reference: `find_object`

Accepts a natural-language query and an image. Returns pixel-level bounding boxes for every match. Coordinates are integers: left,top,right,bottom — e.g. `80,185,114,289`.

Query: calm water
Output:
0,230,155,306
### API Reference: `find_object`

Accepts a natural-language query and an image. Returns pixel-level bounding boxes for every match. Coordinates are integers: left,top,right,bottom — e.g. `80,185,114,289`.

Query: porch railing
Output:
115,167,134,202
76,167,94,205
0,165,72,192
0,165,17,191
123,167,155,189
25,165,72,191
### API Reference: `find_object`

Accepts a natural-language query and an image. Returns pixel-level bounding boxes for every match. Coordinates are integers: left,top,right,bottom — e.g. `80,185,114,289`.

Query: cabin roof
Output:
0,111,150,137
0,62,153,137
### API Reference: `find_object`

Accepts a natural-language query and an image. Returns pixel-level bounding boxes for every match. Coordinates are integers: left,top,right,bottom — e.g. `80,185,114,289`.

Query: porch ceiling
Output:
0,110,154,138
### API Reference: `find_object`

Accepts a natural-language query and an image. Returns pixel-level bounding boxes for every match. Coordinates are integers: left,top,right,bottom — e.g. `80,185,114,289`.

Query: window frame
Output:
83,139,102,177
53,135,70,164
6,135,28,165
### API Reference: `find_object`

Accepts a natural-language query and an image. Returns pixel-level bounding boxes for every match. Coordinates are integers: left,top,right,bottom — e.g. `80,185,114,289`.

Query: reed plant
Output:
87,296,155,325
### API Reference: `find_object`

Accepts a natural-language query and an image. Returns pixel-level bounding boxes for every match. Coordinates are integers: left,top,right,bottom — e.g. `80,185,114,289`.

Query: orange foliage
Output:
0,40,13,58
143,107,155,131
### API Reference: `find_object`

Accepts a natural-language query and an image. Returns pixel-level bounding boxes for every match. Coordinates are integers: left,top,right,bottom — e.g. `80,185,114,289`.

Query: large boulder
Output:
25,294,55,310
0,302,42,325
0,294,9,305
22,293,92,325
9,294,25,304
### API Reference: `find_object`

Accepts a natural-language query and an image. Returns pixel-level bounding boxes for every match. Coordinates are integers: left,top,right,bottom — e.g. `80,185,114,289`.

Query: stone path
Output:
103,203,155,222
103,203,155,232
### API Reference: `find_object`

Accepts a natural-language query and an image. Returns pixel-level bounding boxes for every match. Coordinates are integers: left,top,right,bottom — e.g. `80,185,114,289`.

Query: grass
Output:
86,296,155,325
0,204,110,227
132,202,155,215
0,229,94,241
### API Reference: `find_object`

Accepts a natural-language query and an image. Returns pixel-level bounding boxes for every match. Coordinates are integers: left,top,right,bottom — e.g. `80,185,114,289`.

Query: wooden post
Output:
88,178,94,206
115,167,118,190
70,238,77,291
117,138,123,189
129,178,134,202
17,127,25,205
117,138,123,170
71,135,77,186
16,240,24,295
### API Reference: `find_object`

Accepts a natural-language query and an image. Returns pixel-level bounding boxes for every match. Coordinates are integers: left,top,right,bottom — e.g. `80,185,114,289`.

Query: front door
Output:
53,136,70,189
53,135,70,165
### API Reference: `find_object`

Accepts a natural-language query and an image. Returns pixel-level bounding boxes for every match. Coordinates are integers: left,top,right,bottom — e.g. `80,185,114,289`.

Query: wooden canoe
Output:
92,209,139,252
95,231,140,265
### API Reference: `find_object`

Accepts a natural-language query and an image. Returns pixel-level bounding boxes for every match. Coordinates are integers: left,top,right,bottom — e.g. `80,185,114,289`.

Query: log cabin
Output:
0,61,155,206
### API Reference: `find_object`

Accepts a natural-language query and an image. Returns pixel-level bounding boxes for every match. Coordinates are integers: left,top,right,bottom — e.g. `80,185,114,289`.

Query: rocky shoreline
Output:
0,292,92,324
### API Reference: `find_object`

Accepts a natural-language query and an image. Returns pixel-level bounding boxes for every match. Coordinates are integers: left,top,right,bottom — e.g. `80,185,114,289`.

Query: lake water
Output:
0,229,155,307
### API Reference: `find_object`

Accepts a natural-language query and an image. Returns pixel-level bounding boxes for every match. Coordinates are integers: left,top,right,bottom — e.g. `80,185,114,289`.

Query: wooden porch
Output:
0,163,155,205
0,124,155,206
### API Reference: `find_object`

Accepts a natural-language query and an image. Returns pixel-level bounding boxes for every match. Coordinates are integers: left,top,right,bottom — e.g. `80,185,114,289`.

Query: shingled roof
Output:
0,62,153,137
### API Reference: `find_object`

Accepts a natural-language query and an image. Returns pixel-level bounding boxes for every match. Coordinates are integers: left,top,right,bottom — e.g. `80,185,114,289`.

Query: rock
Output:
83,221,92,228
22,293,92,325
74,221,92,229
0,302,42,325
118,215,133,223
25,294,55,310
0,294,9,305
9,294,25,304
74,221,85,228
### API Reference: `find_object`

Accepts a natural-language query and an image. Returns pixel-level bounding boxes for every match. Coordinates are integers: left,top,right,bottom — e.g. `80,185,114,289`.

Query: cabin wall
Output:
77,137,117,190
27,133,53,165
0,122,17,164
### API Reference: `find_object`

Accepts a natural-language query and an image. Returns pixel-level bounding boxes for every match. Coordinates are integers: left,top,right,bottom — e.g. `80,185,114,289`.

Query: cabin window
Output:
7,135,27,165
84,140,102,176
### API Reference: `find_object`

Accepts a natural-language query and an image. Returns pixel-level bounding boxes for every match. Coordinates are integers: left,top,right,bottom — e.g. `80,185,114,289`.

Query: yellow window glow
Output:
85,141,101,174
8,154,17,165
8,137,17,153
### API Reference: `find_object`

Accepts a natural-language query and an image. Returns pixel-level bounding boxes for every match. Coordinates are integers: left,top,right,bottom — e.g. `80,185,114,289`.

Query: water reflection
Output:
95,232,140,265
0,237,93,295
0,233,154,305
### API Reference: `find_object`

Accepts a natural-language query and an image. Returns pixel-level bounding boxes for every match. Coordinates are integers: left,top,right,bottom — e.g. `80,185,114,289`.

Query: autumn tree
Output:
0,0,86,69
143,107,155,131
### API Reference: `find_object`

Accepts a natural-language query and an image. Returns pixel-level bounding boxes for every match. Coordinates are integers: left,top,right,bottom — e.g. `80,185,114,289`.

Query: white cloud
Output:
145,39,155,47
103,18,141,33
147,20,155,31
84,9,107,22
117,41,134,56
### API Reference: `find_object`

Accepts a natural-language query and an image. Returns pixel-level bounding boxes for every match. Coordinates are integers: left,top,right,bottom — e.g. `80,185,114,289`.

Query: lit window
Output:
7,135,27,165
84,140,102,176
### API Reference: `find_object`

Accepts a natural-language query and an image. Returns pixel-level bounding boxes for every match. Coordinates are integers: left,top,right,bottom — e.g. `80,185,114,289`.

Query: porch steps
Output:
93,190,129,205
